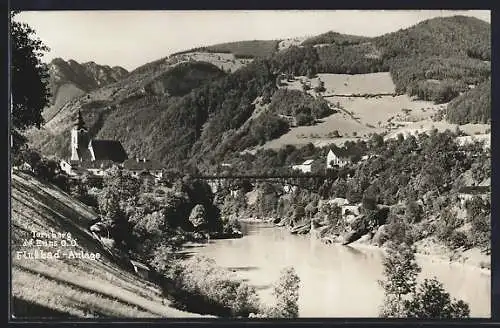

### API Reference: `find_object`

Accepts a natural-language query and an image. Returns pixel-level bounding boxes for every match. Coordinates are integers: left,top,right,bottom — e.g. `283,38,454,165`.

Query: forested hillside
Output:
446,77,491,124
31,15,490,171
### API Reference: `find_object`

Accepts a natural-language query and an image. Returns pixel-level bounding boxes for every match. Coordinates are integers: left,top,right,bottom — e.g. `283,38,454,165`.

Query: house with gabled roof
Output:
326,145,359,169
123,158,163,180
292,159,315,173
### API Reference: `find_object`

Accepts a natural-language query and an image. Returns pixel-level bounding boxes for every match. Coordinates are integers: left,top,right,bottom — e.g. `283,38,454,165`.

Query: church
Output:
60,110,128,176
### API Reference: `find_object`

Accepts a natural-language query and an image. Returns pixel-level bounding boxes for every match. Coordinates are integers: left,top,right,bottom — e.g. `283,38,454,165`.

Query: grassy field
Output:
168,52,253,73
277,37,308,51
282,72,396,96
318,72,396,95
10,172,212,319
261,72,489,150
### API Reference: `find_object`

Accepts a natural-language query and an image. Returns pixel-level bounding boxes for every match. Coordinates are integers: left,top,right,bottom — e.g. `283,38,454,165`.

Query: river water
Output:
188,223,491,318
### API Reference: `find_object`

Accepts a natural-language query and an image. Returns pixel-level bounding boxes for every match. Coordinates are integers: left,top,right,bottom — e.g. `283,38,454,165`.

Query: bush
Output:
384,215,415,245
448,230,472,249
470,213,490,250
166,256,260,317
266,267,301,318
379,242,470,319
222,217,242,234
296,112,314,126
52,173,70,192
404,278,470,318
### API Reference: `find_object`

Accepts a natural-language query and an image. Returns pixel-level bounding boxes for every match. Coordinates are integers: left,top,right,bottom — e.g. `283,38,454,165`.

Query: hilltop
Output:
28,15,490,172
11,171,211,318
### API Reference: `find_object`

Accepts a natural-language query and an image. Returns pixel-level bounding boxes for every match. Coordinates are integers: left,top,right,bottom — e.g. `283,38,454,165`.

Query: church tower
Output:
70,110,90,161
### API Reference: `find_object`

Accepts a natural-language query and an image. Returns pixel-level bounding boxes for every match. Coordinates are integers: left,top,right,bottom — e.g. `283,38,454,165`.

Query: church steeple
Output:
74,110,87,130
71,110,90,161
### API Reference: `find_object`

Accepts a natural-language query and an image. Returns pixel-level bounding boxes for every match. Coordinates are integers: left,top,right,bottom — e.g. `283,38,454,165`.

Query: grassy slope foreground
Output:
10,172,210,319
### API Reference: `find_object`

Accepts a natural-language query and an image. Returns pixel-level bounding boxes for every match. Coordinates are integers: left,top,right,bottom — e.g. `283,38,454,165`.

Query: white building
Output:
292,159,314,173
326,148,352,168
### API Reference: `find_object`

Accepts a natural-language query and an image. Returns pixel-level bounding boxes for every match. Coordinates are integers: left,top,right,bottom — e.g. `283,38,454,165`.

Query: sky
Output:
14,10,491,71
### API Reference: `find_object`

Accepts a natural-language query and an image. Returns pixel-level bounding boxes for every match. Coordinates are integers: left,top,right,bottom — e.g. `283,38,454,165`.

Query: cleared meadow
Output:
262,72,488,150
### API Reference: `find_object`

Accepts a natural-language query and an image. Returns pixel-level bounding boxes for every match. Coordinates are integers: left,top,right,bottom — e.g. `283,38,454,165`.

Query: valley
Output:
11,11,491,320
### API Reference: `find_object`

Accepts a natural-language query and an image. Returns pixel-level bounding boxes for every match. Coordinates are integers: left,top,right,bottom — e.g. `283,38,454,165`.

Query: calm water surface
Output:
188,223,490,318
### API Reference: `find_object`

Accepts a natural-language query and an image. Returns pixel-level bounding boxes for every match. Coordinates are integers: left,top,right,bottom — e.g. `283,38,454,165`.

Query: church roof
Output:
457,186,490,195
90,140,128,163
123,158,163,171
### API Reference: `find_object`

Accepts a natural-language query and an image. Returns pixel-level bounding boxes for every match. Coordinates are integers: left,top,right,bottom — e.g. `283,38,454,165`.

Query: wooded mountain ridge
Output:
30,15,490,172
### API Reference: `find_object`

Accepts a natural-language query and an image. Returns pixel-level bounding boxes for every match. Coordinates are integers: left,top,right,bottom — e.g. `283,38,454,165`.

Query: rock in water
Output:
342,230,363,245
372,224,389,246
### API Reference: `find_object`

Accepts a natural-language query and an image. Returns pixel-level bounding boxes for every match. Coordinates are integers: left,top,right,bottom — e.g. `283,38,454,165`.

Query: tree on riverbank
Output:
379,242,470,318
378,242,420,317
267,267,301,318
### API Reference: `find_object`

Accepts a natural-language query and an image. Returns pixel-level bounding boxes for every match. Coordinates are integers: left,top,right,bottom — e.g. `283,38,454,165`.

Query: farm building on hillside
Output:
455,134,490,150
123,158,163,181
60,159,116,177
327,146,358,169
292,159,324,173
457,185,490,208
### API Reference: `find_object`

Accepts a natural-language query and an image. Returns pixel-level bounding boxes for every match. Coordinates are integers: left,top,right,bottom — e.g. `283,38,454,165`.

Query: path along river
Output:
186,223,490,318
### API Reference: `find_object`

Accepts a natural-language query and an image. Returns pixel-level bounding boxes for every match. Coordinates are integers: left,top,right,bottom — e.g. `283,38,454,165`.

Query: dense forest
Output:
446,77,491,124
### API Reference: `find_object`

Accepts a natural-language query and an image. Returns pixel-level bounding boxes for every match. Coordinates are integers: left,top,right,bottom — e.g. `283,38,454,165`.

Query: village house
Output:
457,185,490,208
123,158,163,181
326,146,357,169
60,159,116,177
292,159,315,173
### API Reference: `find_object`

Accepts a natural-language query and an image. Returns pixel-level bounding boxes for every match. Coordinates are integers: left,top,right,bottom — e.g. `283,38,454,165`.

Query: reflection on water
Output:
190,223,491,318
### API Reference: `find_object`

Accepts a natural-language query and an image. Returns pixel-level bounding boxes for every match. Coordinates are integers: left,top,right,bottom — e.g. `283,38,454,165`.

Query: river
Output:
187,223,491,318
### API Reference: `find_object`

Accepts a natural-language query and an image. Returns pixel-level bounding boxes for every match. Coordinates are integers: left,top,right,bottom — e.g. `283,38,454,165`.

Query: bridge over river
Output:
192,173,341,193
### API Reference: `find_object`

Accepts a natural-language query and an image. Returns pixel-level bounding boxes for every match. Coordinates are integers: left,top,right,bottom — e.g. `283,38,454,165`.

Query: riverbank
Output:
188,221,491,317
238,217,491,274
320,232,491,274
221,218,490,273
